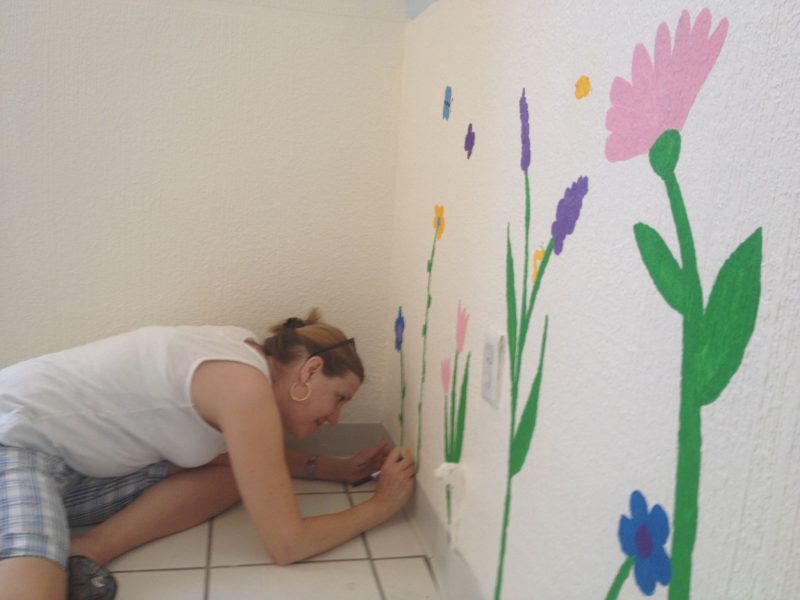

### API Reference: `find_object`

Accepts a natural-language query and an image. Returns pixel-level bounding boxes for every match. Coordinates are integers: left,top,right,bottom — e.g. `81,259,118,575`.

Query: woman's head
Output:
261,308,364,382
262,309,364,438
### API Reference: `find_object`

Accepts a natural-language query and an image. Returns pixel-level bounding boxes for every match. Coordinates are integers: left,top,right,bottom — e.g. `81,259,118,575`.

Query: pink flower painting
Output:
605,9,728,162
456,301,470,354
441,358,452,395
604,9,763,600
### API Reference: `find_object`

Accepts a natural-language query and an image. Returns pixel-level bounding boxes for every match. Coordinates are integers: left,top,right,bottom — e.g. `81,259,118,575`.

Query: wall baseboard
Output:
407,476,485,600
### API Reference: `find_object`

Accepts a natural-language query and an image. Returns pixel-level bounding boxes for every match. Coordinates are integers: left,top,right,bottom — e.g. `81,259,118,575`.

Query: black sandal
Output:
67,555,118,600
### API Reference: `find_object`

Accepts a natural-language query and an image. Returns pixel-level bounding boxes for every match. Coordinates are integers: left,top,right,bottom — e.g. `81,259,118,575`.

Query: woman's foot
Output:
67,555,117,600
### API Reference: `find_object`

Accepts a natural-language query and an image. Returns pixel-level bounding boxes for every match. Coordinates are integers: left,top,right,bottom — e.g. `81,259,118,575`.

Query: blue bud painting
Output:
443,85,453,120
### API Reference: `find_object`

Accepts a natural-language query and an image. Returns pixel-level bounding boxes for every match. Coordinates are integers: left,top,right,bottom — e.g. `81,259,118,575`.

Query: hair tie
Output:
283,317,304,329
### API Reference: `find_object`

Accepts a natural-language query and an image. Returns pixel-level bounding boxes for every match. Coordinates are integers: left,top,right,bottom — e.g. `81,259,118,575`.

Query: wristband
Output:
305,455,319,480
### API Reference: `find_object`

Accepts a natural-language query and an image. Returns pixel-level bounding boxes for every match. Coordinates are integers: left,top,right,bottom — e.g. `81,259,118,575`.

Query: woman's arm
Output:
284,445,388,483
193,362,413,565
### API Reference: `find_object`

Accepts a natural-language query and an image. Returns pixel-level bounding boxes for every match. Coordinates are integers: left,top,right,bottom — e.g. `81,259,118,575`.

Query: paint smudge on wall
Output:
443,85,453,120
465,123,475,158
575,75,592,99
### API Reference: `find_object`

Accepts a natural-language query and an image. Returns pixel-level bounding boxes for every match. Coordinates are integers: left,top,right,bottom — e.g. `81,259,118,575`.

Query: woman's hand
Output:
373,447,415,515
340,443,389,483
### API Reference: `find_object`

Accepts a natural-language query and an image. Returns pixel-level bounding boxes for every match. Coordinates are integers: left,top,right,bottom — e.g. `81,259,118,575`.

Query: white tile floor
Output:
90,478,440,599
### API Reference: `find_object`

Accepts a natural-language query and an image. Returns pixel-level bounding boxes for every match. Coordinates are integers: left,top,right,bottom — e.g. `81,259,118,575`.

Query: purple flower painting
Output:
551,176,589,255
465,123,476,159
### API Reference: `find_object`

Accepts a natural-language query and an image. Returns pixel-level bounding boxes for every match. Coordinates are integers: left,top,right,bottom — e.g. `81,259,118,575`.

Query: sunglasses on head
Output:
309,338,356,357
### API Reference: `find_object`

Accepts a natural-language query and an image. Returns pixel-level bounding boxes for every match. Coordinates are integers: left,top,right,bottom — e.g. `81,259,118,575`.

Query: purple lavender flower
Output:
551,175,589,255
464,123,476,159
520,88,531,172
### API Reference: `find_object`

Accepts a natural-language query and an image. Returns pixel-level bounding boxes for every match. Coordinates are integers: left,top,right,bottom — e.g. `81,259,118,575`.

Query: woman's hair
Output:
262,308,365,382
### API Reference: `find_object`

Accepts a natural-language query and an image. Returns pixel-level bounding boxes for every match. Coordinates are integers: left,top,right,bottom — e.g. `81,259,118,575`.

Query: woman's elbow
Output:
264,538,300,566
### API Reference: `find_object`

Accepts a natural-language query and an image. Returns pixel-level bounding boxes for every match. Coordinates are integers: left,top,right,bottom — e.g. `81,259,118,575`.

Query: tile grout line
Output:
346,485,387,600
203,519,214,600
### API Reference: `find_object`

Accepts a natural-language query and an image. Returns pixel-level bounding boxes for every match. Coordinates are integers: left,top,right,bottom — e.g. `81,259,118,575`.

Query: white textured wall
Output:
0,0,405,421
385,0,800,598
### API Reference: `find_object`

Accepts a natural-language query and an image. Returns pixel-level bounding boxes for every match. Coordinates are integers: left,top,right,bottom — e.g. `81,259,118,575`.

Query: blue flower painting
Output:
443,85,453,120
618,491,672,596
394,307,405,351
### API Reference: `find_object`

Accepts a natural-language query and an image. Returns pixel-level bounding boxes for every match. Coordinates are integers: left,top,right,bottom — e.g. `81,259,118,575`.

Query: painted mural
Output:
604,9,762,599
439,301,471,528
575,75,592,99
464,124,476,159
415,204,446,471
495,88,589,599
395,307,408,445
391,6,764,599
607,491,673,598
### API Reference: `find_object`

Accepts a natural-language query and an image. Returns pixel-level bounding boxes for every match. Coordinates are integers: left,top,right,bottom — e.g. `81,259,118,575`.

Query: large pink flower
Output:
605,8,728,162
455,300,470,354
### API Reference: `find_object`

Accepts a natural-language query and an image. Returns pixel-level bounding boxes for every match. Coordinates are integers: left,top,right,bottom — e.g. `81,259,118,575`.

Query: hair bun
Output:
283,317,305,329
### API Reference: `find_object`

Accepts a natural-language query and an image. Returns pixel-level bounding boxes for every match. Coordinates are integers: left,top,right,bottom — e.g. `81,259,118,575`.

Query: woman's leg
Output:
0,447,71,599
0,557,66,600
69,464,239,566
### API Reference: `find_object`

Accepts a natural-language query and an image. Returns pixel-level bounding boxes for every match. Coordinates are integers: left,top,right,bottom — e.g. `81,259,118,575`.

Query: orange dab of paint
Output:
575,75,591,99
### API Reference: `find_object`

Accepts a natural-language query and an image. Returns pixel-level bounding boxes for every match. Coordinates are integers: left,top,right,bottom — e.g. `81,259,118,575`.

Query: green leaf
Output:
634,222,686,314
695,228,762,406
452,353,471,462
506,225,518,381
509,317,548,477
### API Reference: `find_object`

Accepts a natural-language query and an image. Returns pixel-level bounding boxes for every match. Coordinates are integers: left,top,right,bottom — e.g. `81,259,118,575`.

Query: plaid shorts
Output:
0,445,170,567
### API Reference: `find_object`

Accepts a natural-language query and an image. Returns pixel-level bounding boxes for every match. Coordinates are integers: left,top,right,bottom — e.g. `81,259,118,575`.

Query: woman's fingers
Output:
381,447,402,469
381,447,415,474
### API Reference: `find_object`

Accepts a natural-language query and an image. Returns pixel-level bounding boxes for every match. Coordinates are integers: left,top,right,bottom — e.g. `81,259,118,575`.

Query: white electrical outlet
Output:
481,330,504,408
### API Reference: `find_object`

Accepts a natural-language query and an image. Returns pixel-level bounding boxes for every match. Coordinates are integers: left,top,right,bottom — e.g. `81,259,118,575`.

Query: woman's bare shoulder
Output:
191,360,273,430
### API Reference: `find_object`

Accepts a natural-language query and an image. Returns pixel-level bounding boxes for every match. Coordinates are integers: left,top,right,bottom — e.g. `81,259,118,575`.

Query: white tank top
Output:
0,326,270,477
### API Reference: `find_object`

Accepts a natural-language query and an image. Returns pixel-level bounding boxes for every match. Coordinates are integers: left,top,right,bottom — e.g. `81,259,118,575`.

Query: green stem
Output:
494,473,513,600
399,349,406,446
416,228,439,470
660,168,704,600
443,393,450,460
526,239,554,325
449,353,460,460
670,383,702,600
520,171,532,360
605,557,634,600
496,176,543,600
512,238,554,380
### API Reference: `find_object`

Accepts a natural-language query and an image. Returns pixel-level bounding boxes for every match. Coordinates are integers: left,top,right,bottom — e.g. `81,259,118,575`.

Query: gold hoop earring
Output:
290,382,312,402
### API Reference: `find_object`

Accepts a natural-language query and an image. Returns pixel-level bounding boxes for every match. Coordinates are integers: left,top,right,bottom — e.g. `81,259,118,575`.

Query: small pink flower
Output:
605,9,728,162
441,358,452,395
456,301,470,354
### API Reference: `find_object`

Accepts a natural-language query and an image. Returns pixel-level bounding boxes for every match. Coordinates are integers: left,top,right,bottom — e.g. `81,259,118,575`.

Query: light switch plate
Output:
481,330,504,408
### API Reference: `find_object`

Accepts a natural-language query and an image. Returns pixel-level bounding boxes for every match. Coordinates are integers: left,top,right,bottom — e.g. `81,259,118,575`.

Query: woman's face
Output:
285,358,361,438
